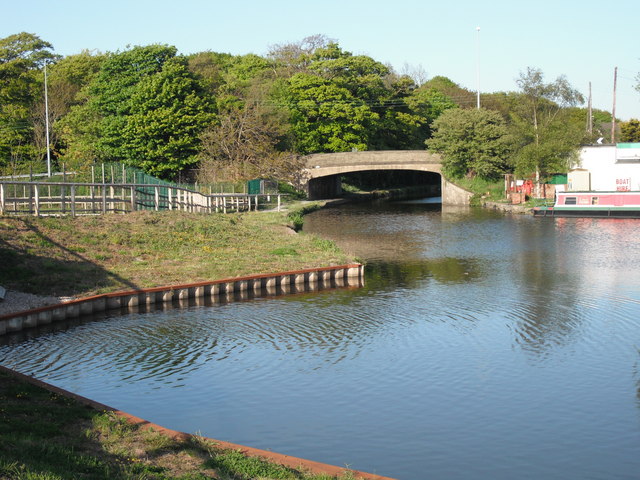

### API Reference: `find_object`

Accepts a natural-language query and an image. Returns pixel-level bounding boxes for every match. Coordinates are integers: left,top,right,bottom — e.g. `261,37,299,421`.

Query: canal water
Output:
2,201,640,480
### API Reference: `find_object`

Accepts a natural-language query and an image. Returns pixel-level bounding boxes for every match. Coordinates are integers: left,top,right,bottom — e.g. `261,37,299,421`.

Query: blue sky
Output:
3,0,640,120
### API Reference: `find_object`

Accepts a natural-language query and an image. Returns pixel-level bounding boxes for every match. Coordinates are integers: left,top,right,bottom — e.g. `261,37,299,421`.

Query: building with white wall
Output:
571,144,640,191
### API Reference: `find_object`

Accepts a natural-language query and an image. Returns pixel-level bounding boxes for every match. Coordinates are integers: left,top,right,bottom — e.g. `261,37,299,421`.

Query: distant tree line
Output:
1,32,639,186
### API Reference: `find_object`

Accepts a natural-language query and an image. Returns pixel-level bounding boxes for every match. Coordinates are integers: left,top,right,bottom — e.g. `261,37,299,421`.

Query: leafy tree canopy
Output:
510,67,584,181
427,108,511,180
620,119,640,143
421,76,476,108
59,45,214,177
285,72,378,153
0,32,60,170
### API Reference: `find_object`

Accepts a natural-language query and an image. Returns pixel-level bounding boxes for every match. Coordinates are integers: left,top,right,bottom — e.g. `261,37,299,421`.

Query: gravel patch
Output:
0,290,73,317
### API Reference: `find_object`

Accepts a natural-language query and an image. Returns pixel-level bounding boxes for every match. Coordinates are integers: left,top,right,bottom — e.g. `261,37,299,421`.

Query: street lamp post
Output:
44,61,51,177
476,26,481,109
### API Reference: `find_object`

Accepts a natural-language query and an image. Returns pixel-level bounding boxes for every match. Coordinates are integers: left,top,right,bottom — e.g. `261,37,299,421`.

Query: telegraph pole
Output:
611,67,617,144
587,81,593,136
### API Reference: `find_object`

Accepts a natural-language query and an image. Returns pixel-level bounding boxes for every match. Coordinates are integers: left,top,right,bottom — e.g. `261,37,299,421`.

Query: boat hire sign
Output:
616,178,631,191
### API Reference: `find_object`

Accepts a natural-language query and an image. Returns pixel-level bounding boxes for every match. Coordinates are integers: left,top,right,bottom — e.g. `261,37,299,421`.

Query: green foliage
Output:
206,448,300,479
0,32,59,172
1,33,607,186
122,58,215,176
281,41,443,153
509,67,584,179
620,119,640,142
62,45,215,178
421,76,477,108
286,72,378,153
287,203,323,231
428,108,511,180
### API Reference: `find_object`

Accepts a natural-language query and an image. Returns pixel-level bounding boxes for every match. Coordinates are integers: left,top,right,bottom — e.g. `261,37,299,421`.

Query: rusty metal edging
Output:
0,264,364,335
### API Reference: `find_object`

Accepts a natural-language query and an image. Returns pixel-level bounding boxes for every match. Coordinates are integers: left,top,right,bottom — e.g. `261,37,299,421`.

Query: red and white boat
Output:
533,191,640,218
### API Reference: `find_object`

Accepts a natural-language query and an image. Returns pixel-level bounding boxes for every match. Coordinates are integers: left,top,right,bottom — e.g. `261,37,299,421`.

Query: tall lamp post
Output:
476,26,481,109
44,61,51,177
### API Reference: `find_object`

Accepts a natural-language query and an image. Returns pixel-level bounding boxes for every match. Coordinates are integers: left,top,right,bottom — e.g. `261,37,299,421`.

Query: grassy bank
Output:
443,176,505,205
0,206,353,298
0,369,356,480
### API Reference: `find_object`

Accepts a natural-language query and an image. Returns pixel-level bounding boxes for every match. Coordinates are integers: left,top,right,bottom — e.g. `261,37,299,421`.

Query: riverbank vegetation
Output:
0,206,352,298
0,369,358,480
3,32,638,193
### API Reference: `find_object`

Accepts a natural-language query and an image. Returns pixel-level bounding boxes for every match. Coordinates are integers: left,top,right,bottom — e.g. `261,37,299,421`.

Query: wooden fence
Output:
0,182,284,216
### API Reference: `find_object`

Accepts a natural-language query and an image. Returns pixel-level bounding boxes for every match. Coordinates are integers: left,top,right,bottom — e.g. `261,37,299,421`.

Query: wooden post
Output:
154,186,160,211
130,186,136,211
61,180,66,214
70,185,76,217
28,181,33,214
34,185,40,216
102,184,107,213
277,194,281,212
0,183,4,215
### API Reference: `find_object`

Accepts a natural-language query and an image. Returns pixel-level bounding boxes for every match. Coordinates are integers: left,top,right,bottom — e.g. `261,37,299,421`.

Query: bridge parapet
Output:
304,150,442,169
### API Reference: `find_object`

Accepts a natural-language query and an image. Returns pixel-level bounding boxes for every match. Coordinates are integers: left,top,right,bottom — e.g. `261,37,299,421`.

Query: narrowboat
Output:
532,191,640,218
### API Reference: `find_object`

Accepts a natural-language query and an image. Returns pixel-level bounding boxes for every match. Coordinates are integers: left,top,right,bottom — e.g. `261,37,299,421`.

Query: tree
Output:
511,67,584,190
0,32,59,173
61,45,214,178
403,86,457,142
620,119,640,142
282,42,421,153
36,51,106,168
198,104,302,182
420,76,476,109
427,108,511,180
120,58,215,176
267,34,333,76
285,72,379,153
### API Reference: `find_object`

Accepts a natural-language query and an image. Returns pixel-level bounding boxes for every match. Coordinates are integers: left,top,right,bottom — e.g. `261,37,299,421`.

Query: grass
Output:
447,176,506,205
286,203,323,232
0,207,354,298
0,370,359,480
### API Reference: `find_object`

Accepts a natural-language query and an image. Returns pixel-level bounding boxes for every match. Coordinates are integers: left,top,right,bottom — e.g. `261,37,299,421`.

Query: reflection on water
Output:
2,201,640,480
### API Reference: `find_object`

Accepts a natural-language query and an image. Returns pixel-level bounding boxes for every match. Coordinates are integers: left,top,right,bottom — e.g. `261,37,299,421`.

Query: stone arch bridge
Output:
301,150,472,205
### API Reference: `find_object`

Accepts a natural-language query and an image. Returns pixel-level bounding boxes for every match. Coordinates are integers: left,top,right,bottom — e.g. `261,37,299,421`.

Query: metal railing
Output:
0,181,284,216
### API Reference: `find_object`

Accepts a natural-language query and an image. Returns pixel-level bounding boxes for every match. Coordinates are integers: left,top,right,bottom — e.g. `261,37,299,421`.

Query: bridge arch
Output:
301,150,471,205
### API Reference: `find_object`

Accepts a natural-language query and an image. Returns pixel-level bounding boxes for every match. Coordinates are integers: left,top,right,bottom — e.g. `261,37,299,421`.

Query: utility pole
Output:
587,81,593,136
611,67,617,144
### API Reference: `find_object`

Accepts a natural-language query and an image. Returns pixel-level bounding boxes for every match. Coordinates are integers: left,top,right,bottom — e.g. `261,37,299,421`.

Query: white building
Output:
570,143,640,191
